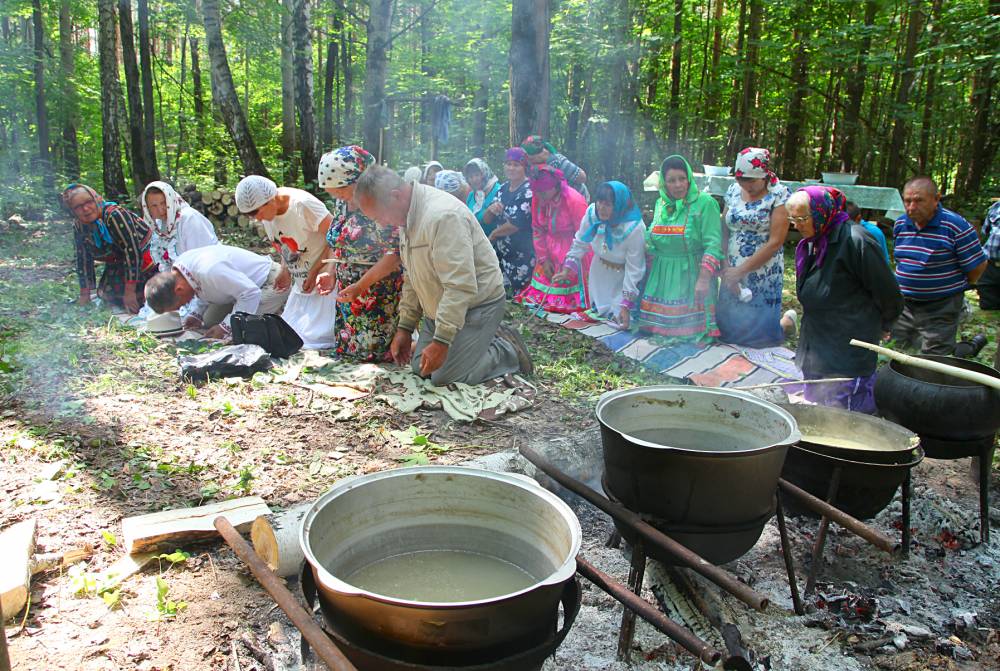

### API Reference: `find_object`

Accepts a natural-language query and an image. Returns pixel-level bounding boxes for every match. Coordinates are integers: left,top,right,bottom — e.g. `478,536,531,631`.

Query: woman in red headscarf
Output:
515,165,591,313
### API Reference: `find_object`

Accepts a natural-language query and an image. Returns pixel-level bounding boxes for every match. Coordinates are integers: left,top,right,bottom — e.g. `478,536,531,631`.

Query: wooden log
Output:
97,552,156,589
226,204,239,217
238,214,250,228
250,504,311,577
220,192,233,206
121,496,271,554
0,519,36,622
207,202,224,216
207,189,222,202
30,545,94,575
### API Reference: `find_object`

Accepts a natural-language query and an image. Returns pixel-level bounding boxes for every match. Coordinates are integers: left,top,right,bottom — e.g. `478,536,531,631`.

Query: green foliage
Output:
391,425,448,465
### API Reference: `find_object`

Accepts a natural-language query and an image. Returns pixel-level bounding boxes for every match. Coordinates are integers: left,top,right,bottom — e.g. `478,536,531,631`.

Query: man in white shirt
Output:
144,245,290,339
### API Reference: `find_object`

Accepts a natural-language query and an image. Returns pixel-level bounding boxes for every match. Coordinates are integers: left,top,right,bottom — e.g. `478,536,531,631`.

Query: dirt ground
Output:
1,217,998,670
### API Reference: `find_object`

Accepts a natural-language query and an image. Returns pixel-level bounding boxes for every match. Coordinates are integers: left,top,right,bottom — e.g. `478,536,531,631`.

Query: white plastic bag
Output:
280,285,338,350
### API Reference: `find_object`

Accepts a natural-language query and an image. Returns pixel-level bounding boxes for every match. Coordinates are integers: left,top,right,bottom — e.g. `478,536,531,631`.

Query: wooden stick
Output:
250,504,310,578
0,519,36,623
122,496,271,554
849,339,1000,391
734,377,852,391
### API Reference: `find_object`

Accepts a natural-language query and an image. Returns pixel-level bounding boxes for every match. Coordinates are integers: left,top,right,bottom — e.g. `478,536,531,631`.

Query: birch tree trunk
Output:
201,0,270,179
97,0,127,199
58,0,80,180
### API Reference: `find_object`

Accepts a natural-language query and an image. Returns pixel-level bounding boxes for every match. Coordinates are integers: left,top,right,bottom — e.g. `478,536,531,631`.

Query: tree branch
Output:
385,0,442,49
332,0,367,28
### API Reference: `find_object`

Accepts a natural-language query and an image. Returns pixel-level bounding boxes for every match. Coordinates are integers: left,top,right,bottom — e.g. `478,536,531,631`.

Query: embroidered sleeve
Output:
105,207,148,282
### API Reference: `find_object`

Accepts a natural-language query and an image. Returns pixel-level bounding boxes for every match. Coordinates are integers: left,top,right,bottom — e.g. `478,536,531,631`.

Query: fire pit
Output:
874,355,1000,543
596,385,800,565
299,467,581,666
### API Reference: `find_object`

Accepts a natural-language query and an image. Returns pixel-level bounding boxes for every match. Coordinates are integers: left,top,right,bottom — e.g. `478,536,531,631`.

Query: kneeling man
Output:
144,245,290,339
354,164,531,385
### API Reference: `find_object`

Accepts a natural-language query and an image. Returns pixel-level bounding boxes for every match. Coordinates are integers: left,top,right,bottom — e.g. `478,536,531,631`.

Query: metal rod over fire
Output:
213,517,358,671
519,445,770,611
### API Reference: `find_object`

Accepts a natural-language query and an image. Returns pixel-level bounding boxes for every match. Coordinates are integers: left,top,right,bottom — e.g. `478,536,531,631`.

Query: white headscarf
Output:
141,181,191,271
435,170,466,194
235,175,278,213
402,166,423,183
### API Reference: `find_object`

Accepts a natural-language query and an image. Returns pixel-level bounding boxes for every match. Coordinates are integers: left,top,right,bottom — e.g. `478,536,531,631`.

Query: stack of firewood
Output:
181,184,254,232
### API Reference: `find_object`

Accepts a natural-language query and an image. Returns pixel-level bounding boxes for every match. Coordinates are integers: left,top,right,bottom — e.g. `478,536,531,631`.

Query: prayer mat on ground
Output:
537,311,802,387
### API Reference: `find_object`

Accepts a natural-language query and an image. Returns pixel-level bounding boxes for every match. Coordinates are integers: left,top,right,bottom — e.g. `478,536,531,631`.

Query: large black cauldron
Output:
874,355,1000,456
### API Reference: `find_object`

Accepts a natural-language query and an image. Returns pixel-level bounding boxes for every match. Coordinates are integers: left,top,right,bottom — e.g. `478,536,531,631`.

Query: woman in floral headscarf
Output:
462,158,502,236
717,147,793,347
788,186,902,413
62,183,157,313
520,135,590,201
635,155,723,341
315,145,403,361
140,181,219,272
514,165,590,313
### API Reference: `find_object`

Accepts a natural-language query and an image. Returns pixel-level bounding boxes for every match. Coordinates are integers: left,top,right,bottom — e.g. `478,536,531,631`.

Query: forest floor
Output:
1,216,998,671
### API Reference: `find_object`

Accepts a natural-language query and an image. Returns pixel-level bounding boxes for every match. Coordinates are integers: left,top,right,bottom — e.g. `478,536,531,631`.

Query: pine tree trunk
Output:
509,0,550,145
137,0,159,180
918,0,943,172
725,0,747,157
736,0,762,149
666,0,683,152
31,0,52,189
201,0,270,179
702,0,724,164
118,0,155,188
781,18,810,177
58,0,80,180
342,20,354,140
839,1,877,172
957,0,999,198
362,0,392,160
97,0,127,199
293,0,318,184
173,20,189,179
323,38,336,147
565,63,584,156
280,0,297,181
884,0,923,188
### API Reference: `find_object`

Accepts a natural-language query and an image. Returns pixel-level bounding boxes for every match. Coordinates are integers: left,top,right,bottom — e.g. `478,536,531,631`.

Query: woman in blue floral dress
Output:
717,147,792,347
315,146,403,361
486,148,536,295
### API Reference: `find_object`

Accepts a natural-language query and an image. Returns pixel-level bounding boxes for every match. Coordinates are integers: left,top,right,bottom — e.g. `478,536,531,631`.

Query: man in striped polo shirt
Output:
890,177,988,355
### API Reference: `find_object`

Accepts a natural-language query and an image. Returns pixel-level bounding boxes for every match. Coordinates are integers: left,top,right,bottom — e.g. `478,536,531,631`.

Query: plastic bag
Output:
178,344,273,382
279,285,338,350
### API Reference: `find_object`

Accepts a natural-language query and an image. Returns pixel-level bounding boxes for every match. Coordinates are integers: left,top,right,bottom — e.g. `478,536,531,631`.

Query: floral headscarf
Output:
528,164,565,193
435,170,466,194
579,181,643,252
521,135,557,157
733,147,779,189
463,158,499,215
141,181,189,240
318,145,374,189
794,185,851,276
505,147,529,165
61,183,114,246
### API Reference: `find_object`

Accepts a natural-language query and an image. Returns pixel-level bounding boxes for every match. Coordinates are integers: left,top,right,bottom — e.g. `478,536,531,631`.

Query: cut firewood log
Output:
98,552,156,589
30,545,94,575
250,504,310,578
208,202,225,216
0,519,36,622
207,189,222,202
237,215,250,228
122,496,271,554
220,192,233,206
226,204,239,217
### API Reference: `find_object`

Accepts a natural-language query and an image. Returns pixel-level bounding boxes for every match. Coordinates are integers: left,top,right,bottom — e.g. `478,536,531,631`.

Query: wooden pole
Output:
849,339,1000,391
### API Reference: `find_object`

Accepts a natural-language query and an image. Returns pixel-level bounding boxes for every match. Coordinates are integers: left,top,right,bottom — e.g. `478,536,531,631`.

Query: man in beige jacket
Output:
355,165,531,385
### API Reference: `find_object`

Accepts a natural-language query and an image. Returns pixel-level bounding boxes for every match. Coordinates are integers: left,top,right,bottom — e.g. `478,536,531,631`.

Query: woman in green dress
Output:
635,155,723,342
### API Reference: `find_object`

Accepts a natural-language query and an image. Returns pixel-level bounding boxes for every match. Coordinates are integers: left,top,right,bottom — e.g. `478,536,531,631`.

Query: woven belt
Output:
600,258,625,271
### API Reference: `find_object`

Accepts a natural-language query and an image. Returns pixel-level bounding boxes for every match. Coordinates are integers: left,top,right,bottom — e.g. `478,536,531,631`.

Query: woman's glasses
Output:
787,215,812,225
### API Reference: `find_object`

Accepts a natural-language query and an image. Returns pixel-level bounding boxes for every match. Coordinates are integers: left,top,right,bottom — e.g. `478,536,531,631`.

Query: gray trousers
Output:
891,293,963,355
411,297,519,386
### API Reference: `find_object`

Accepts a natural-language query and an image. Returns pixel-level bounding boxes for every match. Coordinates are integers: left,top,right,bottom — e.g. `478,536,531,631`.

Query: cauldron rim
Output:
596,385,800,456
886,355,1000,390
793,443,925,470
300,466,582,609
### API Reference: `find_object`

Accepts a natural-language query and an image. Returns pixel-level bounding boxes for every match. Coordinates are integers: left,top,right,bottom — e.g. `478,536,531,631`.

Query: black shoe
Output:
497,324,534,375
954,334,988,359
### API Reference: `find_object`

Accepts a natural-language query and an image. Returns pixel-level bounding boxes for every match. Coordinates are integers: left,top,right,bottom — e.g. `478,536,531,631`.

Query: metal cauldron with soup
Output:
596,385,800,565
299,466,581,666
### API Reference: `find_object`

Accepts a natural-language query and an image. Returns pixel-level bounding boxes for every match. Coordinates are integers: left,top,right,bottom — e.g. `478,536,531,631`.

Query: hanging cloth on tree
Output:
432,95,452,144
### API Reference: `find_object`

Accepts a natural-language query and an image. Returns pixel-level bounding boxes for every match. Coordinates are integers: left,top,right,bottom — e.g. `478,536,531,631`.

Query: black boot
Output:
953,334,988,359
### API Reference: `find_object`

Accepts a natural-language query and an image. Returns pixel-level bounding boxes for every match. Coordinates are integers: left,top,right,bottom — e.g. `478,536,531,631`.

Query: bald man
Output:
891,177,988,355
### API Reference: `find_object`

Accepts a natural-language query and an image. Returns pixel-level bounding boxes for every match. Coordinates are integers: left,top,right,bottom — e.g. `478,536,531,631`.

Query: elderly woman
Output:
521,135,589,201
235,175,335,348
553,181,646,327
717,148,792,347
635,155,723,341
62,183,156,313
140,181,219,272
462,158,502,236
434,170,472,204
514,165,590,313
486,148,535,295
421,160,443,186
314,146,403,361
789,186,903,413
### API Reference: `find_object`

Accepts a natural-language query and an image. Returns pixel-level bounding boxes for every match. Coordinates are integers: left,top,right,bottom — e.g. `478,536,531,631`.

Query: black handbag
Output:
230,312,303,359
